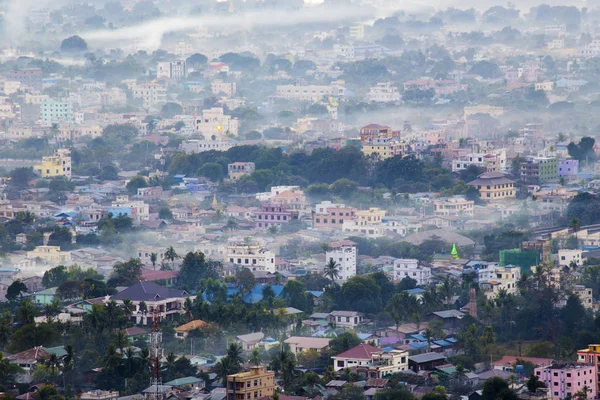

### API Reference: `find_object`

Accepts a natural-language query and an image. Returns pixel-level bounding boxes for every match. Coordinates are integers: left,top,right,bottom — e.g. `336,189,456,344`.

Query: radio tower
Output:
149,308,163,400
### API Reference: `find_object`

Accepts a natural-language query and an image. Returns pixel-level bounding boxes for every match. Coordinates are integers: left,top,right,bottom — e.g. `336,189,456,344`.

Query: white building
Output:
333,44,355,59
478,265,521,299
133,83,167,109
226,240,276,273
275,81,345,101
367,82,401,102
433,196,474,217
211,80,236,96
392,259,431,285
157,60,187,81
40,98,72,126
325,240,357,283
194,107,239,138
558,249,583,267
180,139,235,154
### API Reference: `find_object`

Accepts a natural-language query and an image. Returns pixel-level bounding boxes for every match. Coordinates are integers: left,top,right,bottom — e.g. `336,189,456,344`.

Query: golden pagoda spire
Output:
211,192,219,209
228,0,236,14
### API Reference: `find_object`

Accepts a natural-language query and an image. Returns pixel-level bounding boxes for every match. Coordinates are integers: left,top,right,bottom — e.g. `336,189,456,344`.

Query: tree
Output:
329,383,365,400
112,258,143,286
57,280,81,301
226,343,244,369
186,53,208,68
164,246,179,269
469,60,501,79
197,163,225,182
126,176,148,195
42,265,69,288
526,374,546,393
158,207,173,220
0,351,23,386
323,258,340,282
236,269,256,297
48,226,73,249
61,35,88,52
330,178,358,199
178,251,219,289
9,167,35,189
570,217,581,245
249,348,262,366
482,377,517,400
329,331,362,354
150,253,158,270
160,102,183,119
7,280,28,302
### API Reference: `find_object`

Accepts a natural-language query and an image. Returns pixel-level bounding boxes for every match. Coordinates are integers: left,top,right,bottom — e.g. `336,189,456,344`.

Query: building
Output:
312,201,356,230
181,139,235,154
343,207,387,238
157,60,187,81
284,336,331,355
34,148,72,178
109,195,149,222
361,138,406,160
328,311,365,329
174,320,216,340
194,107,239,138
349,24,365,40
558,160,579,177
26,246,71,264
40,98,72,125
520,157,559,185
275,81,345,101
110,281,193,325
367,82,400,102
133,83,167,109
360,124,394,142
212,79,236,96
558,249,583,267
228,162,255,181
326,240,358,283
254,201,298,229
467,172,515,201
79,391,119,400
535,362,597,400
332,343,409,376
226,366,275,400
226,240,276,273
392,259,431,285
7,68,42,91
478,265,521,299
433,196,474,217
571,285,593,309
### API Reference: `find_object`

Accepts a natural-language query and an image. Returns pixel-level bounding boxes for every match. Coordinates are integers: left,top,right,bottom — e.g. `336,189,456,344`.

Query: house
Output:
284,336,331,355
163,377,205,390
110,281,194,325
174,320,216,340
492,356,553,371
328,310,365,328
226,366,275,400
79,391,119,400
8,346,52,380
332,343,383,371
235,332,265,351
408,352,447,372
332,343,409,377
426,310,465,332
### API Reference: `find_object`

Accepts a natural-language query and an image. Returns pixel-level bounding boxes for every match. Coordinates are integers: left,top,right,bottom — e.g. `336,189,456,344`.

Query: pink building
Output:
312,201,356,230
558,159,579,177
255,201,298,229
535,362,597,400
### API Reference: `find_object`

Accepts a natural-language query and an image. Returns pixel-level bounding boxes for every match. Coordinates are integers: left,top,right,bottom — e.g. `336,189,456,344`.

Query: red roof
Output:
361,124,390,130
329,240,357,248
492,356,553,368
334,343,382,359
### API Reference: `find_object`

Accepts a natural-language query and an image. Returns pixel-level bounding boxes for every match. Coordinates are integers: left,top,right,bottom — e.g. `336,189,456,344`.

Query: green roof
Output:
43,346,68,358
34,287,58,295
163,377,203,386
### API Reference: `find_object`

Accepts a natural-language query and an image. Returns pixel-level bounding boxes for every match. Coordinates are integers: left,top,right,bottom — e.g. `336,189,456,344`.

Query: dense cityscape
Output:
1,1,600,400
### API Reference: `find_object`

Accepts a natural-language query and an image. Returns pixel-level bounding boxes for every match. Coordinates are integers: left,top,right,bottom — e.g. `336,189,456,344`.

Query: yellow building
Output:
349,24,365,40
467,171,515,201
26,246,71,264
361,138,406,160
34,149,72,178
226,366,275,400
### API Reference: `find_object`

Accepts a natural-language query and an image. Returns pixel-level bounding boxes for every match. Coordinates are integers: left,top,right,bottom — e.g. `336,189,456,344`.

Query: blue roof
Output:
357,333,374,340
405,288,425,295
206,284,284,304
446,337,458,343
382,347,395,352
306,290,324,298
433,340,452,347
410,334,427,341
408,342,429,350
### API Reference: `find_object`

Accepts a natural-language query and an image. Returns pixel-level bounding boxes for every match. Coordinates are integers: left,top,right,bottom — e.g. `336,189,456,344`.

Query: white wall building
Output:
180,139,235,154
392,259,431,285
226,241,276,273
325,240,357,283
157,60,187,81
367,82,400,102
194,107,239,138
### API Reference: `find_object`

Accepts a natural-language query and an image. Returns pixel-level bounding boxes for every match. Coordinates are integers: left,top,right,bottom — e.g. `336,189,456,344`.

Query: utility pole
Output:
149,308,163,400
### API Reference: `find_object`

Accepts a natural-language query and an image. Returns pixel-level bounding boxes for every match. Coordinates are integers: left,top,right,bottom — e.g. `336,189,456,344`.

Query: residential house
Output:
408,352,447,372
328,310,365,328
174,320,216,340
284,336,331,356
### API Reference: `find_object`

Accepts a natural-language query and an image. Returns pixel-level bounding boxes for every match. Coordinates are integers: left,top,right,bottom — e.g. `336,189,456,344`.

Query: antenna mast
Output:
150,308,163,400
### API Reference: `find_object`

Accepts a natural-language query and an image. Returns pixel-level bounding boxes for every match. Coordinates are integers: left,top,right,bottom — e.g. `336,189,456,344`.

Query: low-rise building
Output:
535,362,597,400
367,82,400,102
558,159,579,177
361,137,406,160
312,201,356,230
478,265,521,299
34,149,72,178
254,201,299,229
26,246,71,264
284,336,331,355
228,162,255,181
211,79,236,96
433,196,474,217
467,172,515,201
328,310,365,329
275,80,345,101
79,391,119,400
332,343,409,376
226,366,275,400
226,240,276,273
392,259,431,285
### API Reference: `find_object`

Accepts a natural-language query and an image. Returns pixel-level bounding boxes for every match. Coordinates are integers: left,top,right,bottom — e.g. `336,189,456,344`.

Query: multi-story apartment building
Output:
255,201,298,229
133,83,167,109
275,80,345,101
194,107,239,138
359,124,395,142
342,207,387,238
34,149,72,178
467,172,515,201
349,24,365,40
536,362,596,400
312,201,356,230
40,98,72,125
157,60,187,81
26,246,71,264
361,137,406,160
211,80,236,96
392,259,431,285
228,162,255,181
521,157,559,185
367,82,401,102
180,139,235,154
332,343,409,376
325,240,357,283
478,265,521,299
558,159,579,177
433,196,474,217
226,240,276,273
109,195,150,222
578,345,600,394
452,152,507,173
226,367,275,400
7,68,42,91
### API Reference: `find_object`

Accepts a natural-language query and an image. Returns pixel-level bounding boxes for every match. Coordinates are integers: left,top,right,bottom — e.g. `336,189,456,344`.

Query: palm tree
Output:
249,348,262,366
386,292,407,333
440,277,456,309
163,352,177,380
214,356,235,382
43,353,61,380
323,365,336,383
267,225,279,236
114,330,128,355
164,246,179,269
122,299,134,322
323,258,340,282
124,347,136,377
62,344,74,388
271,348,296,389
226,343,245,370
454,364,467,385
424,328,434,351
320,243,331,254
150,253,158,270
184,297,193,322
16,299,37,325
105,300,120,330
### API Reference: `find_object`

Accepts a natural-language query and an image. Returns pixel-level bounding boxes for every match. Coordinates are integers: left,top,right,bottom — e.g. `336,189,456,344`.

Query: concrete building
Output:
109,195,150,222
255,201,299,230
325,240,357,283
328,311,365,329
520,157,559,185
26,246,71,264
558,249,583,267
467,172,515,201
312,201,356,230
332,343,409,376
194,107,239,138
226,366,275,400
34,148,72,178
180,139,235,154
7,68,42,91
211,79,236,96
333,44,355,59
536,362,596,400
275,80,345,101
433,196,474,217
228,162,255,181
342,207,387,238
392,259,431,285
40,98,72,125
478,265,521,299
284,336,331,356
578,345,600,394
79,391,119,400
226,240,276,273
133,83,167,109
558,159,579,177
361,138,406,160
367,82,400,102
359,124,394,142
349,24,365,40
157,60,187,81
